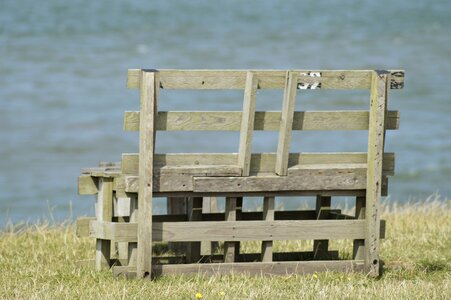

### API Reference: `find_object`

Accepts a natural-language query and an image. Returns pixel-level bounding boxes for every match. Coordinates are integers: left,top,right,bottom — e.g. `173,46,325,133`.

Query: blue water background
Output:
1,0,450,223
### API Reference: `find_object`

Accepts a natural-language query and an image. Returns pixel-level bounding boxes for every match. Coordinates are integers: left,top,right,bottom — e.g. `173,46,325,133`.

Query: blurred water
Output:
1,0,450,223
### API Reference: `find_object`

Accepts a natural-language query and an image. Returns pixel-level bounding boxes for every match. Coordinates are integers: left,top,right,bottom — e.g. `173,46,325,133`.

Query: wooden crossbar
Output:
127,69,404,90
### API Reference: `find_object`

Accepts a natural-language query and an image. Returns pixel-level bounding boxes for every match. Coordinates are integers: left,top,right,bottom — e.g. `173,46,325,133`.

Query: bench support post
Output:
364,70,389,277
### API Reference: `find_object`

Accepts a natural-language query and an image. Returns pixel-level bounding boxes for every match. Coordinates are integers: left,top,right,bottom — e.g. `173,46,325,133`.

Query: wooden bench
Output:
77,69,404,278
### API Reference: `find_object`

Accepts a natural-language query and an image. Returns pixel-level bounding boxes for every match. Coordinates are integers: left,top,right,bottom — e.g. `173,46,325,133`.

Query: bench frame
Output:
77,69,404,278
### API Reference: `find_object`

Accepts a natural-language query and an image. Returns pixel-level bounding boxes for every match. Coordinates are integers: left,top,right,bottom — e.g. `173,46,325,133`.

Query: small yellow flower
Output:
196,292,202,299
219,291,225,296
312,273,318,279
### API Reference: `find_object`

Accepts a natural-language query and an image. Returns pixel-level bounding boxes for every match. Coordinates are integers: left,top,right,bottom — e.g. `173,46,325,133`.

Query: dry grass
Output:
0,199,450,299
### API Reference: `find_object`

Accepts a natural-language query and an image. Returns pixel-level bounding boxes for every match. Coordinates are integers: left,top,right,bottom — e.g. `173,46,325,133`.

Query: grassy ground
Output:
0,199,449,299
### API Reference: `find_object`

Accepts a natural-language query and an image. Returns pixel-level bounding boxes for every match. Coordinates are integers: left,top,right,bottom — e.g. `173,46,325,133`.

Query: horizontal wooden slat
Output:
194,168,367,193
89,219,365,242
124,110,399,131
127,69,404,90
76,217,95,237
121,152,395,175
114,260,363,277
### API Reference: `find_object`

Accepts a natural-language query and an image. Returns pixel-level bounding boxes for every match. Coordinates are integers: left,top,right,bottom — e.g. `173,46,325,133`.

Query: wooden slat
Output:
186,197,202,263
127,69,404,90
78,175,98,195
313,196,332,260
95,178,113,271
136,70,157,279
124,110,400,131
353,196,366,260
90,219,365,242
193,168,367,193
276,72,298,175
238,72,258,176
224,197,238,263
261,196,275,262
128,195,138,267
121,152,395,176
364,71,388,277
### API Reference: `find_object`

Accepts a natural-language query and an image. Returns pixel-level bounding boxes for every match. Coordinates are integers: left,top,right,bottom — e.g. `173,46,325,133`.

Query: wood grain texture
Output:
186,197,203,263
90,219,365,242
224,197,238,263
127,69,404,90
193,168,367,193
238,72,258,176
353,196,366,260
275,72,298,175
364,71,388,277
313,196,332,260
136,70,157,279
95,178,113,271
121,152,395,176
261,196,275,262
123,110,400,131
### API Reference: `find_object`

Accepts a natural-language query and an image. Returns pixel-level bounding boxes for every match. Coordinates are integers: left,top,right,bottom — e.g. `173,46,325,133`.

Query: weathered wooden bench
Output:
77,69,404,278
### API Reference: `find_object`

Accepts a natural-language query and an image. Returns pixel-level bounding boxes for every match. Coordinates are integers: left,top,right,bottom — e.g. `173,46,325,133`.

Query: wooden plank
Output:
364,71,389,277
261,196,275,262
95,177,113,271
275,71,298,175
124,110,400,131
127,195,138,267
313,196,331,260
224,197,238,263
78,175,98,195
193,168,367,193
127,69,404,90
186,197,203,263
114,260,363,278
122,152,395,176
76,217,95,237
238,72,258,176
136,70,158,279
90,220,365,242
353,196,366,260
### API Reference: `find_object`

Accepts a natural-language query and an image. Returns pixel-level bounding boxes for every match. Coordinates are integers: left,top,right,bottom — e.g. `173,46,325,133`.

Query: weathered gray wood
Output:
261,196,275,262
114,260,363,278
95,177,113,271
313,196,332,260
194,168,366,193
275,71,298,175
127,195,138,267
127,69,404,90
364,71,389,277
136,70,158,279
224,197,238,263
238,72,258,176
90,219,365,242
186,197,203,263
124,110,400,132
353,196,366,260
122,152,395,176
114,196,131,217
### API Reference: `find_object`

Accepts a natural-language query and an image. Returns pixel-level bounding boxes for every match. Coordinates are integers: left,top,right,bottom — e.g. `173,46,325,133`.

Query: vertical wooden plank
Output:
261,196,275,262
167,197,188,254
364,70,389,277
353,196,366,260
201,197,219,255
313,196,332,260
137,70,158,279
275,71,298,175
95,177,113,271
224,197,237,263
238,72,258,176
186,197,203,263
128,195,138,267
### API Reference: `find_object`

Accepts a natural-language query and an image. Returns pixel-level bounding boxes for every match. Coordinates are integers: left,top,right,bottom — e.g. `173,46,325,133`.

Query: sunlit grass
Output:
0,199,449,299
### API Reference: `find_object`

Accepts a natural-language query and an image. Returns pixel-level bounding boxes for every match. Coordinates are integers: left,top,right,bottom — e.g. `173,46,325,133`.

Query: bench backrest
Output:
122,69,403,185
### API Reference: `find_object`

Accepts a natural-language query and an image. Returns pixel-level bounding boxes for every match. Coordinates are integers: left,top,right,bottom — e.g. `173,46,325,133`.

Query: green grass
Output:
1,199,450,299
